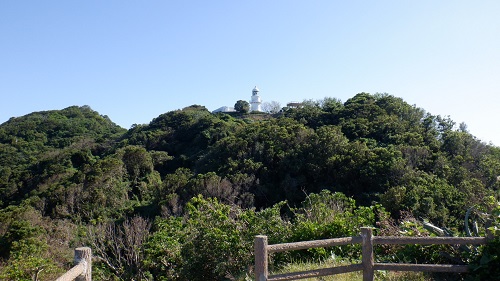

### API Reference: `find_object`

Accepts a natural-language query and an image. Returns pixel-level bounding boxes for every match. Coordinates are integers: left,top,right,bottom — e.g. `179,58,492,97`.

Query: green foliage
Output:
2,94,500,280
0,237,61,281
141,192,377,280
466,237,500,281
143,216,187,280
0,205,66,281
143,195,290,280
461,201,500,280
0,106,125,210
288,190,378,261
381,173,492,227
234,100,250,113
179,196,252,280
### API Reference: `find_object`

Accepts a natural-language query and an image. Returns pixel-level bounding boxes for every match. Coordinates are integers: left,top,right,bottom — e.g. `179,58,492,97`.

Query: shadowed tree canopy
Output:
234,100,250,113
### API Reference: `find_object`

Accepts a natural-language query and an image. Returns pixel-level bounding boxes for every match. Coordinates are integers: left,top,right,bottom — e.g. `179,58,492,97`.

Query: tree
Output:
86,216,152,280
234,100,250,113
262,101,282,114
121,145,153,181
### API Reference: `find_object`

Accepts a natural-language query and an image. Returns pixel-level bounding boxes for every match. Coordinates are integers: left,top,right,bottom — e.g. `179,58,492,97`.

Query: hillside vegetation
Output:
1,94,500,280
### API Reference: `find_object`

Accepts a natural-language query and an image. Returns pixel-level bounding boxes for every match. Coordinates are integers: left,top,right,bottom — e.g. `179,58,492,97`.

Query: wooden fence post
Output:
255,235,268,281
75,247,92,281
486,219,495,241
361,227,374,281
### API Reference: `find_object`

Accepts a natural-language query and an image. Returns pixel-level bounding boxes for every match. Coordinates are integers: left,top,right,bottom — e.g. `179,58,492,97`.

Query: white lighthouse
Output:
250,86,262,112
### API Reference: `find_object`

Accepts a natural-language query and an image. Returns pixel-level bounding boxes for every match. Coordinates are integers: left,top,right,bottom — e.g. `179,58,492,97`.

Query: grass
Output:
267,259,432,281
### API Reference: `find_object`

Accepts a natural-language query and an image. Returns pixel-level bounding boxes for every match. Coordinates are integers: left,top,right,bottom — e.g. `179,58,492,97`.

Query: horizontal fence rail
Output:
255,227,491,281
373,236,488,245
268,236,363,253
55,247,92,281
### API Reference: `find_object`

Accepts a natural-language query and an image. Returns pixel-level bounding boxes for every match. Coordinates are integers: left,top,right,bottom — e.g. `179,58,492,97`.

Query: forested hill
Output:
0,105,126,206
1,93,500,280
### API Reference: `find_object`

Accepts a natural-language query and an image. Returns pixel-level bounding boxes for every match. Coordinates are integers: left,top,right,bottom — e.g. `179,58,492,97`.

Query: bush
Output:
288,190,379,261
467,237,500,281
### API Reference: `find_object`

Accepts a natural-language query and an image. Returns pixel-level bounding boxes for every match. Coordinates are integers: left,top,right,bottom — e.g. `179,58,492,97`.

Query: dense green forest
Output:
1,93,500,280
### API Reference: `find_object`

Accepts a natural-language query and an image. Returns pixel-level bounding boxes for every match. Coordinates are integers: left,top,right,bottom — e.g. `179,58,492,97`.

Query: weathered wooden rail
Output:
55,247,92,281
255,227,490,281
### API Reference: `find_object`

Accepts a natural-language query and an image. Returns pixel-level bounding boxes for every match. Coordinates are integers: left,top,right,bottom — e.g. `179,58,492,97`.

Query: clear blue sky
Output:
1,1,499,144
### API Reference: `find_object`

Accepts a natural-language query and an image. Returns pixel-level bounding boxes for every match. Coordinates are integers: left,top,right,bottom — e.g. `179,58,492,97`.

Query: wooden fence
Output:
255,227,490,281
55,247,92,281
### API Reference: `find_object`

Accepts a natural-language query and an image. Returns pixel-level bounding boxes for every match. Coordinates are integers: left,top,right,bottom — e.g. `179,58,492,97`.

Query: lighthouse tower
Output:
250,86,262,112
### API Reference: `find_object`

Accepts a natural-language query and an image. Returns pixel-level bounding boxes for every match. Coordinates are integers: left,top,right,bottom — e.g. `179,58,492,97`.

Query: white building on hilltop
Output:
212,86,263,113
212,106,236,113
250,86,262,112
